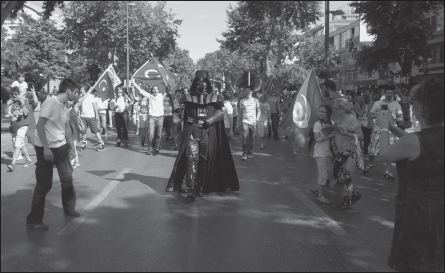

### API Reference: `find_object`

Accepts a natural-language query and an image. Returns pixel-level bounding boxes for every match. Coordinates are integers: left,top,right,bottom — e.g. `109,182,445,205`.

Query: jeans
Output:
148,115,164,151
26,144,76,224
99,113,107,135
115,112,128,140
268,113,279,137
242,122,256,154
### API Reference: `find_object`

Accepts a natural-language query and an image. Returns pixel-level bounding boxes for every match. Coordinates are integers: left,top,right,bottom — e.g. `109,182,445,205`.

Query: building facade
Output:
306,7,444,92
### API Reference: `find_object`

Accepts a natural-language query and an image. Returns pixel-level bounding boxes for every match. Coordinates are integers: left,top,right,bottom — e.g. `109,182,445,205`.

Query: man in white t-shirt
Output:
26,78,80,230
79,87,105,151
133,81,166,155
6,74,28,117
223,91,234,149
238,87,260,160
363,87,403,179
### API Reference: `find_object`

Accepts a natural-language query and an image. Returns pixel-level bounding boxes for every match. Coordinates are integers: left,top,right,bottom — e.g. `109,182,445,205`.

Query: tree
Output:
1,12,70,82
220,1,322,69
349,1,444,76
196,49,252,90
62,1,182,79
1,1,64,27
162,47,196,89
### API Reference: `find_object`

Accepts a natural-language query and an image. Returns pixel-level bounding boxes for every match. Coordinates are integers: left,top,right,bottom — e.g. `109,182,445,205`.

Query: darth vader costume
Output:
165,70,239,199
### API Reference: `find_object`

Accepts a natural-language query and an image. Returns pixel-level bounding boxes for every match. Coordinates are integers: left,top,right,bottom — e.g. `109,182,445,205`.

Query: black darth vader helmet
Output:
190,70,213,95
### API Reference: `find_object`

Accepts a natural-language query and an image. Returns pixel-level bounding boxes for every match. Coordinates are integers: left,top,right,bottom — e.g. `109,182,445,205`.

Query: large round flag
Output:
280,70,322,147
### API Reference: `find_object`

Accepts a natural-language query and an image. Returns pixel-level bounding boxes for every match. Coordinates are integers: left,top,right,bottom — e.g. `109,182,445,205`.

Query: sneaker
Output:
362,164,373,175
64,210,80,217
7,164,15,172
334,196,352,210
23,160,33,167
27,222,48,230
116,139,121,147
17,155,23,161
170,144,178,150
384,171,395,180
104,134,109,140
147,150,152,155
247,153,253,159
241,153,247,161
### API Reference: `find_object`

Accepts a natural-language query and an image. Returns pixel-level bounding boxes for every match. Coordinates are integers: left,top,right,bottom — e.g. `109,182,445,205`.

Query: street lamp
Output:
325,1,344,79
127,2,135,87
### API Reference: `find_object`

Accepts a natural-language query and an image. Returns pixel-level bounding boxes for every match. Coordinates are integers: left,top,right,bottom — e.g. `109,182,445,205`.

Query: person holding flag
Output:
132,81,166,155
331,98,364,210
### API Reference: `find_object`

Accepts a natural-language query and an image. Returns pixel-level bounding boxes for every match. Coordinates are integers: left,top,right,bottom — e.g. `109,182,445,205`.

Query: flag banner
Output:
131,55,172,94
92,65,121,102
280,69,323,148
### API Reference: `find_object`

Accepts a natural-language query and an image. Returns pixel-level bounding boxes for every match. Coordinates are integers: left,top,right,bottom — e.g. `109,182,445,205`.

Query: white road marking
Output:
287,183,348,236
57,168,131,236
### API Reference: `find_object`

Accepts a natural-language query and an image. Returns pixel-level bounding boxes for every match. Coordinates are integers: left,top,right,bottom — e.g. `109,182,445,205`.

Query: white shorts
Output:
12,126,28,149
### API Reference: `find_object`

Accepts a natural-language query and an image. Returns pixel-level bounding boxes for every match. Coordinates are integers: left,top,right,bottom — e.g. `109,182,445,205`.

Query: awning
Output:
354,79,377,86
1,77,13,85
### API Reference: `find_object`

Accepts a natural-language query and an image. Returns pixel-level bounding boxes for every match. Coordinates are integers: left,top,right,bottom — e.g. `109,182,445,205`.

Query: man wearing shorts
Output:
79,88,105,151
363,87,402,179
7,87,34,171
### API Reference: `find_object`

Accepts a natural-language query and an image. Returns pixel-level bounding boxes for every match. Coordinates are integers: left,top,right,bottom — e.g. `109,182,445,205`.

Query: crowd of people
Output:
2,72,443,272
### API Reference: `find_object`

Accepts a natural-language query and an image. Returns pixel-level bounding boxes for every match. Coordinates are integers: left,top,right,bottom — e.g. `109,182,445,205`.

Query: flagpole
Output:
149,52,170,91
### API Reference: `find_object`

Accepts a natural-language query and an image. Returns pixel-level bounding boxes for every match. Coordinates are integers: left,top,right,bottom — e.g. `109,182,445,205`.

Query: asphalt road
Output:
1,123,400,272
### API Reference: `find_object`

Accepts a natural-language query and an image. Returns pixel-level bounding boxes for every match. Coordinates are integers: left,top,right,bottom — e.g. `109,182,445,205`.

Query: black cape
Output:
166,111,239,193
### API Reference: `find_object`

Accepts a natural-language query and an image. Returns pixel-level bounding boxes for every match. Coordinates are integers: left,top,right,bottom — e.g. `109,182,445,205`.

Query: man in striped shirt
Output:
238,87,260,160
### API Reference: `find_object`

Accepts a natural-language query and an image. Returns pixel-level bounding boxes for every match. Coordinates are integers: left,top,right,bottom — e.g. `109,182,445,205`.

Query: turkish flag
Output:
280,70,323,147
91,65,121,101
378,69,392,79
132,56,172,94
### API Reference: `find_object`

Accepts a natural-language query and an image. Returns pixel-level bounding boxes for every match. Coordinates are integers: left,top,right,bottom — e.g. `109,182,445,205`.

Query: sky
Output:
25,1,353,63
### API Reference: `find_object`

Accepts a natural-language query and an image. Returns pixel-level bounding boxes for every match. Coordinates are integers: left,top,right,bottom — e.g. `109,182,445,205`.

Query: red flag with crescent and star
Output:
131,56,171,94
280,69,323,147
91,65,122,102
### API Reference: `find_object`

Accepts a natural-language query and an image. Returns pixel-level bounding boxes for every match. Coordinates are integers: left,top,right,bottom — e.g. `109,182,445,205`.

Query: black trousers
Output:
268,113,279,137
362,127,372,155
27,144,76,224
115,112,128,140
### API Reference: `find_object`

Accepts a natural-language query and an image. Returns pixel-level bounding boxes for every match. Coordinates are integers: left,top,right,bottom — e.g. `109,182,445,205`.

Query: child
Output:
310,104,335,204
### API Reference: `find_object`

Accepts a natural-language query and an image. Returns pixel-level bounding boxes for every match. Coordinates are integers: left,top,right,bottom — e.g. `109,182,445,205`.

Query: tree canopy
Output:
62,1,182,79
1,1,64,26
349,1,444,76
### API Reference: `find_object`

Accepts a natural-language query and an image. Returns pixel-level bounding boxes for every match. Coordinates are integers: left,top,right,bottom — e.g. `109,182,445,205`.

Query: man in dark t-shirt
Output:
8,87,33,171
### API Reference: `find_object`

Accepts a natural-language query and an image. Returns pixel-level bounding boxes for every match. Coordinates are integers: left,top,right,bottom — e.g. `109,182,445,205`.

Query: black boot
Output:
351,191,362,206
197,187,204,197
187,186,197,200
334,196,352,210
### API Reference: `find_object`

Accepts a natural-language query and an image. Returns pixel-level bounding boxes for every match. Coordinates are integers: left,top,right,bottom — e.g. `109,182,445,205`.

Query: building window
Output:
366,25,372,33
334,35,339,50
341,32,346,48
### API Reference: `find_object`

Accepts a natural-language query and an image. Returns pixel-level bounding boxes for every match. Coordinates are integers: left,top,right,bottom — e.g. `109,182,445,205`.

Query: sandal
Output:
384,171,395,180
316,196,330,204
362,164,373,175
310,185,318,197
23,160,33,168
